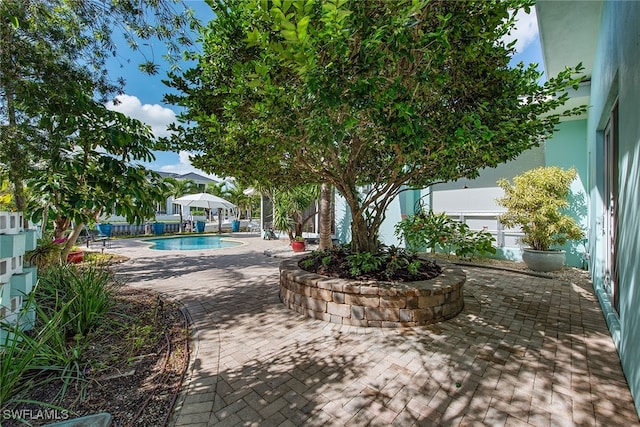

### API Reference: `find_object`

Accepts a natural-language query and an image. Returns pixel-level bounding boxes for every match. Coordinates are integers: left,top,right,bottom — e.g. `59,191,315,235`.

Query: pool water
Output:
148,235,242,251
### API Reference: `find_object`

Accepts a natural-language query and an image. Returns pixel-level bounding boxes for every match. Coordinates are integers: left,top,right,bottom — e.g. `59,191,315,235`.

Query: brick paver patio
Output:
109,235,639,426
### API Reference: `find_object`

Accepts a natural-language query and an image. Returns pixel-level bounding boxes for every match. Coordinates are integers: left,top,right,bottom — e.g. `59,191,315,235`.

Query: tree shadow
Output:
112,249,637,425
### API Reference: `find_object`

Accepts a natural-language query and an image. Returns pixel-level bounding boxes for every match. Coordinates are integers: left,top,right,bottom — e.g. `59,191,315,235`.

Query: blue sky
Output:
105,4,544,180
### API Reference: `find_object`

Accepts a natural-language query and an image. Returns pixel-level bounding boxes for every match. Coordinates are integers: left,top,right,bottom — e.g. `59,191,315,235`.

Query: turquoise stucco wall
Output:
585,0,640,417
544,119,589,268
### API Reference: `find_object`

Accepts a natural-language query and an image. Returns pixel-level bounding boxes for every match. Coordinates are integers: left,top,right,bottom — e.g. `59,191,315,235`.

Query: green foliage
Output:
1,297,71,415
396,210,497,259
26,239,64,269
162,177,198,230
271,184,319,240
0,0,197,243
164,0,585,254
446,222,497,259
346,251,382,277
36,264,116,340
302,244,440,281
497,166,584,251
1,265,116,413
395,210,452,252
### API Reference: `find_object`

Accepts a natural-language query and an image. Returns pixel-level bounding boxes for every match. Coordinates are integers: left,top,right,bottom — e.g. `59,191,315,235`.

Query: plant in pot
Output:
496,166,584,272
291,236,306,253
271,184,319,250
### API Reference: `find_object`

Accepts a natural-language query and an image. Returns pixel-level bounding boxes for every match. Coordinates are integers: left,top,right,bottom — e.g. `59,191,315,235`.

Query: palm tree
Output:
319,183,333,250
163,177,197,232
205,181,227,197
225,184,253,219
272,184,320,241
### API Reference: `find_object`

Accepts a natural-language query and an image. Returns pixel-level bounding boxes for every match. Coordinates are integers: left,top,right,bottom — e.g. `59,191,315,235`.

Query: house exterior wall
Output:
584,0,640,415
544,119,589,267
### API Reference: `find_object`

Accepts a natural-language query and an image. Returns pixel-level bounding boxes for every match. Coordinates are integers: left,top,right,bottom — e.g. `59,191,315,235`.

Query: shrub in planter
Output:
497,166,584,271
291,236,306,252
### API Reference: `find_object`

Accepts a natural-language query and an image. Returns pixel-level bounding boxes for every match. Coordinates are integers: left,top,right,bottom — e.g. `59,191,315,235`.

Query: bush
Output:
1,294,79,413
496,166,584,251
395,210,496,259
26,239,64,269
1,264,118,412
36,264,117,341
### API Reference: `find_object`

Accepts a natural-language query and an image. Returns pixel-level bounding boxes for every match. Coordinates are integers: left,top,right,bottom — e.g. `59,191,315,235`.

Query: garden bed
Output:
279,256,466,327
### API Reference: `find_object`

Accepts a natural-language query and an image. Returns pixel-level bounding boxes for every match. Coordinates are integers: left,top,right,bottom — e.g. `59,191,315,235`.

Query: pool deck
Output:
107,234,640,426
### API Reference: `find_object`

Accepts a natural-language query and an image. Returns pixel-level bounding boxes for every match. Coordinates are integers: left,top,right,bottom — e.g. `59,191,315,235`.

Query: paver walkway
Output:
108,234,639,426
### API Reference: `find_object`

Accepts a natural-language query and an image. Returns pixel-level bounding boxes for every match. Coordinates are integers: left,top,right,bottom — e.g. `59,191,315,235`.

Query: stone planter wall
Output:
279,257,466,328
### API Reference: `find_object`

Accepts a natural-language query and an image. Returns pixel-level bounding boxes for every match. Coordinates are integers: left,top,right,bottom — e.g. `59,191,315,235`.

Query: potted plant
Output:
291,235,306,253
96,222,112,237
497,166,584,272
152,221,165,235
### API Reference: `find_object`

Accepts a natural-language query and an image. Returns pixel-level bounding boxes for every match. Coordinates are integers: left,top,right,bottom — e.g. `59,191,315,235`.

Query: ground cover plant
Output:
300,244,441,282
1,263,189,426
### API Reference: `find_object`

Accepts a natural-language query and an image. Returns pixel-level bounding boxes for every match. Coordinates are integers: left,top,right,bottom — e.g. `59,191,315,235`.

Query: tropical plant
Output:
205,181,227,198
1,263,118,412
26,238,65,269
1,299,71,415
224,184,254,220
26,100,168,261
163,177,197,231
0,0,198,219
395,210,496,259
271,184,319,241
497,166,584,251
395,210,453,253
162,0,585,254
301,244,440,281
36,264,116,340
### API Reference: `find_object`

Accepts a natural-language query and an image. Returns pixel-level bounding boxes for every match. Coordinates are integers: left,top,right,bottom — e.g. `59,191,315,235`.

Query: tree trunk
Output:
319,182,332,250
350,211,379,253
61,222,85,262
53,216,71,240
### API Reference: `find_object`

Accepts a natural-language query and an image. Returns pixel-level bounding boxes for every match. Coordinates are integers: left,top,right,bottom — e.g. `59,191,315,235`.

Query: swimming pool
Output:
148,235,242,251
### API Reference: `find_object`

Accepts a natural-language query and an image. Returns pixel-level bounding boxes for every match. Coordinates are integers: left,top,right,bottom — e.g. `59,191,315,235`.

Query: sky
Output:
105,4,544,180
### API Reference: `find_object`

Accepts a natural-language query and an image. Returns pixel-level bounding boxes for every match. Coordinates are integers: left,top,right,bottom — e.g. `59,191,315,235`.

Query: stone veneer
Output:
279,256,466,327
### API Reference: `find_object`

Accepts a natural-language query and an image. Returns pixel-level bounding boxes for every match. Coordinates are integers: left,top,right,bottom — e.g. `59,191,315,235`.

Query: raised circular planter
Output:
522,248,566,272
279,257,466,327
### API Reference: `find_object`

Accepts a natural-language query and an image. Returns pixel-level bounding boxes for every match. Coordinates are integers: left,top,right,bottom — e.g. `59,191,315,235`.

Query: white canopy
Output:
173,193,235,210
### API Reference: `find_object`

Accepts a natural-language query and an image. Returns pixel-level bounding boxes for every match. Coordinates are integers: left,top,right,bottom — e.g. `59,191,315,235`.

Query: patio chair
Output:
263,226,278,240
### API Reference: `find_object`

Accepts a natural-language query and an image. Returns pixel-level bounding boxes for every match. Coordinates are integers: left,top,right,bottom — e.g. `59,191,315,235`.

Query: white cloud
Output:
503,7,539,53
159,151,222,181
105,94,176,138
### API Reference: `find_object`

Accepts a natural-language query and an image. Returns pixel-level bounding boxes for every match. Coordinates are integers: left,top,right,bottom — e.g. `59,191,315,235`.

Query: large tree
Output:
0,0,196,252
164,0,584,253
27,83,167,258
